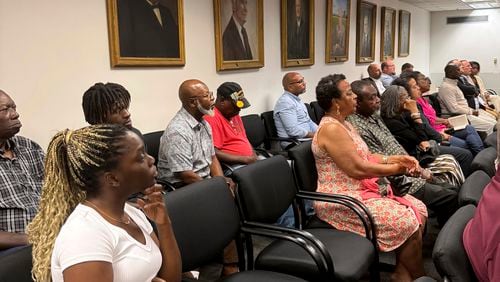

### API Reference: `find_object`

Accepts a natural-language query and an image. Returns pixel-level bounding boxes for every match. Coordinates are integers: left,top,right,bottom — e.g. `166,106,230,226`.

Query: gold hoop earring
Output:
336,105,341,115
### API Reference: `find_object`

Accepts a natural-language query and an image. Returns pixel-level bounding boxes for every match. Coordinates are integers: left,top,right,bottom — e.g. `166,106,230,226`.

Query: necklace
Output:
84,200,131,225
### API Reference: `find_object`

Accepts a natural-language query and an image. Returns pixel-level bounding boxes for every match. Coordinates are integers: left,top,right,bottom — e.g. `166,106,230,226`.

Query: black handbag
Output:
416,139,440,167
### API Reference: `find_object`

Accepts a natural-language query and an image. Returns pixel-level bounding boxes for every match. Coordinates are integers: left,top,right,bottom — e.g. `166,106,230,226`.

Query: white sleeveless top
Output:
51,203,162,282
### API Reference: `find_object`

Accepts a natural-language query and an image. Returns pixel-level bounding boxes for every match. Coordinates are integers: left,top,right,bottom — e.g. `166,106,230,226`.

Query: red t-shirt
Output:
204,108,254,156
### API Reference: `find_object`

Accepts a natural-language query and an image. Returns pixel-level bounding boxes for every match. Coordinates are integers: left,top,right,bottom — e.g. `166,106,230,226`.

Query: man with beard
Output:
274,72,317,149
0,90,44,253
157,80,227,189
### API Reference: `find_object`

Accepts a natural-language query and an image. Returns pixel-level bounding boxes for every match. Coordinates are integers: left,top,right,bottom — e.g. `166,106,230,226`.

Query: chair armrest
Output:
240,221,334,276
297,191,378,248
267,136,301,145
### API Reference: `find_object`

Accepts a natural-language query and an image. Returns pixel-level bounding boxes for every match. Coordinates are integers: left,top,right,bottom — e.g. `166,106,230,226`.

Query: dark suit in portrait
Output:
117,0,180,58
222,17,253,61
287,18,309,59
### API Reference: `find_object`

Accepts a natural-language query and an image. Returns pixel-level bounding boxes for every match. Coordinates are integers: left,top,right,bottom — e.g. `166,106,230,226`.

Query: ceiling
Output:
399,0,500,11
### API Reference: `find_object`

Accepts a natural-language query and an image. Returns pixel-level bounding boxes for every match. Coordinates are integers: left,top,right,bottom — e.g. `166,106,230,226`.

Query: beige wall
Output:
0,0,430,149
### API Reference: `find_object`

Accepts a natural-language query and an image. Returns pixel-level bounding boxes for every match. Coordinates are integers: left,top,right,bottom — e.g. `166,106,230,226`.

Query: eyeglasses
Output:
289,79,305,85
0,105,17,114
190,91,214,100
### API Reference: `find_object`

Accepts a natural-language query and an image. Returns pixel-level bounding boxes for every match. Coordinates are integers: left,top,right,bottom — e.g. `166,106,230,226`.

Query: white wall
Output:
430,9,500,91
0,0,430,149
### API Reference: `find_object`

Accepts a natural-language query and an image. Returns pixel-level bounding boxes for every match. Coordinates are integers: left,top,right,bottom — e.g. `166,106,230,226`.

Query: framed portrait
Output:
326,0,350,63
356,0,376,63
380,7,396,61
398,10,411,57
106,0,185,67
214,0,264,71
280,0,315,67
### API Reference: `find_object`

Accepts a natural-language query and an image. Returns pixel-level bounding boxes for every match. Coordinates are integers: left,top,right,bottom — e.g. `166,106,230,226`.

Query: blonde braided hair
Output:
28,124,129,281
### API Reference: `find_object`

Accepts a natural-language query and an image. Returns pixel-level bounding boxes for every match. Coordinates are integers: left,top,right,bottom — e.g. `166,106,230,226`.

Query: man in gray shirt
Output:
157,79,226,187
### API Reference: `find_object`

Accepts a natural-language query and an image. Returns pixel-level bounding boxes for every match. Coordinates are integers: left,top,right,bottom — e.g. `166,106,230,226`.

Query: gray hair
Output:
380,85,406,119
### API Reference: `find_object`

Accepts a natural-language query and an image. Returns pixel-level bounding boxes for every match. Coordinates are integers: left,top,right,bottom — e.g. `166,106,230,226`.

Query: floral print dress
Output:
312,116,428,251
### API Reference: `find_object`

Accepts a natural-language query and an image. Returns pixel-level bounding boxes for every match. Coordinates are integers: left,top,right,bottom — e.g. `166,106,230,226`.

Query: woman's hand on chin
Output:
137,184,169,225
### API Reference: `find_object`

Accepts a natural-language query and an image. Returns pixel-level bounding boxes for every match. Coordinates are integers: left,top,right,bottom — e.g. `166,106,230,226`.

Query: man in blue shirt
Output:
274,72,318,149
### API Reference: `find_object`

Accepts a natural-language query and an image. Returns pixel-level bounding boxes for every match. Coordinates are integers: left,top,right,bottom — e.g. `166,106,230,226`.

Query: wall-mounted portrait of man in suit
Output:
280,0,314,67
214,0,264,71
107,0,185,67
398,10,411,57
380,7,396,60
356,0,376,63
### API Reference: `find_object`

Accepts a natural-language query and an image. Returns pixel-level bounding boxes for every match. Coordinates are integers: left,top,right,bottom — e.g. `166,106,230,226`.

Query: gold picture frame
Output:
106,0,185,67
380,7,396,61
214,0,264,71
355,0,376,63
326,0,350,63
398,10,411,57
280,0,315,68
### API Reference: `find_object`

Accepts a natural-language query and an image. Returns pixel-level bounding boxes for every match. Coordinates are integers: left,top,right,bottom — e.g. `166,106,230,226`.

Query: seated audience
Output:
204,82,258,169
28,124,182,282
439,64,496,135
156,79,237,276
380,84,470,181
380,59,398,88
470,60,500,112
348,80,458,226
463,126,500,282
458,60,497,119
82,82,145,140
157,79,226,187
364,63,386,96
0,90,44,253
313,74,427,281
410,72,484,155
274,72,317,149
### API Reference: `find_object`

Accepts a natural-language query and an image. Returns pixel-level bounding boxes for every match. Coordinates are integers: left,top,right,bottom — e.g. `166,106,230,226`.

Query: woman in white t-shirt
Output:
28,124,182,282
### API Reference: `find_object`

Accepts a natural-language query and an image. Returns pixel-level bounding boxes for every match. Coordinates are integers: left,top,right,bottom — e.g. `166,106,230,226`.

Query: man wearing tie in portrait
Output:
222,0,253,60
117,0,180,58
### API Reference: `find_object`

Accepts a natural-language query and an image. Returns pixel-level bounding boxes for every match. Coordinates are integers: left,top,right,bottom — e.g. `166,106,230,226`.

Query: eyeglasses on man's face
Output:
190,91,214,100
289,79,305,85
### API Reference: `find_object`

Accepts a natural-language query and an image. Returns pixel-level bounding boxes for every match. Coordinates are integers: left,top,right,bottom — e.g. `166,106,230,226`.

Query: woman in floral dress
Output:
313,74,427,282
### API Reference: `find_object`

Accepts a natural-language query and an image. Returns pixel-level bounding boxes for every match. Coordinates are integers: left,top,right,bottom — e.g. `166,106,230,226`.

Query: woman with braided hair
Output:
28,124,181,282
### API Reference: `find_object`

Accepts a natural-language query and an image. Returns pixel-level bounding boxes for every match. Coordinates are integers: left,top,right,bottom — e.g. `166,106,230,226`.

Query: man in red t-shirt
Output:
204,82,258,167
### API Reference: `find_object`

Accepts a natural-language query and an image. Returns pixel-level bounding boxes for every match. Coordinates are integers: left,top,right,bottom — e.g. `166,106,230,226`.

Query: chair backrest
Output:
165,177,240,272
0,245,33,282
232,155,296,223
143,130,164,166
241,114,266,148
432,204,477,282
261,110,278,138
288,141,317,193
304,103,317,124
310,101,325,123
425,92,443,116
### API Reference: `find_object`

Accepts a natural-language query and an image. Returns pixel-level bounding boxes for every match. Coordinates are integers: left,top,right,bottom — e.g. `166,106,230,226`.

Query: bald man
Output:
274,72,317,149
364,63,386,95
157,79,226,187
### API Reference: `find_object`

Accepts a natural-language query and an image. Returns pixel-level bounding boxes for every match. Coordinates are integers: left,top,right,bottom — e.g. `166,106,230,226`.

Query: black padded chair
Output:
231,155,379,282
432,204,477,282
310,101,325,123
304,103,317,124
143,130,164,167
459,170,490,207
240,114,274,158
0,245,33,282
165,177,306,282
484,132,497,148
260,111,300,152
470,146,496,177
